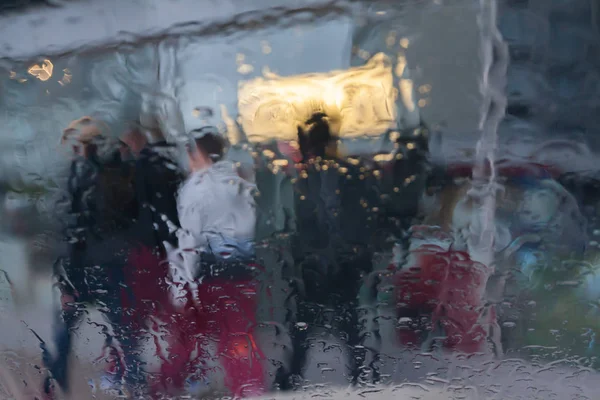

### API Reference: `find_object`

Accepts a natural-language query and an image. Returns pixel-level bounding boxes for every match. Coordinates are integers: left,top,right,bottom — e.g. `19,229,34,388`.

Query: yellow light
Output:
373,153,394,162
395,54,407,77
238,53,397,142
399,79,415,112
262,149,276,159
220,104,243,145
27,59,53,81
238,64,254,75
418,84,432,94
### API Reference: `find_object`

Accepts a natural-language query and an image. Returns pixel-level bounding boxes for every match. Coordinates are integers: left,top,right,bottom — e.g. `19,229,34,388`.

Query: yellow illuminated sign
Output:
238,53,397,142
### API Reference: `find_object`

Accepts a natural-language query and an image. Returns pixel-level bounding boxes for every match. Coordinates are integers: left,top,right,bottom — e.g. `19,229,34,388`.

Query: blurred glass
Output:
0,0,600,399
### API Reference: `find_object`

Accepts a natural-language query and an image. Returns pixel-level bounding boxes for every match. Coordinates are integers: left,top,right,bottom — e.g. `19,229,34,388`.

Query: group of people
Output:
43,116,265,398
26,109,593,399
39,109,411,399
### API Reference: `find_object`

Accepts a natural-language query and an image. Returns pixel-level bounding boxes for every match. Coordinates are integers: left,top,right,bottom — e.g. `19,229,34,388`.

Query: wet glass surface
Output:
1,0,600,399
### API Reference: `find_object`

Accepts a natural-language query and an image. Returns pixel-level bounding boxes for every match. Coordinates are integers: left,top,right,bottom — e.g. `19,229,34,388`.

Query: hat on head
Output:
61,116,109,144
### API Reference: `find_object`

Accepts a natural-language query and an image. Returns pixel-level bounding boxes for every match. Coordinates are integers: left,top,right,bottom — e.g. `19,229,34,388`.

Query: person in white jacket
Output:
165,128,257,283
160,128,265,398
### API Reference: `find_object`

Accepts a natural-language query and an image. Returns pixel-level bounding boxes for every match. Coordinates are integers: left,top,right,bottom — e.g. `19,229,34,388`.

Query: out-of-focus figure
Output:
45,117,140,398
387,160,587,358
106,118,185,395
120,118,182,251
118,120,181,305
172,128,256,280
158,127,264,398
284,113,377,388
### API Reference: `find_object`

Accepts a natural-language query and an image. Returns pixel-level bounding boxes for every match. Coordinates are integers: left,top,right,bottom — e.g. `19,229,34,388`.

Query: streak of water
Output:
468,0,508,267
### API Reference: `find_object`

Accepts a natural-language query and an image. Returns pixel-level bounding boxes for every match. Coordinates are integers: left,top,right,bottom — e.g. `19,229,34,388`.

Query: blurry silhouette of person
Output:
295,113,342,249
173,128,256,273
120,119,182,251
297,112,337,162
96,119,184,394
284,113,375,389
388,159,588,359
45,117,139,398
158,127,265,398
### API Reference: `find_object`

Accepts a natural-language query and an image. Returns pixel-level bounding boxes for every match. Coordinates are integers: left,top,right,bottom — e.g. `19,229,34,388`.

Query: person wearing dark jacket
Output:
44,118,139,398
284,113,375,389
117,124,184,384
119,123,182,251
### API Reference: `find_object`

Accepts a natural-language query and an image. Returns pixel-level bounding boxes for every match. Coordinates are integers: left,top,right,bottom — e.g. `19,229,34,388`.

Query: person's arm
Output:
173,198,211,281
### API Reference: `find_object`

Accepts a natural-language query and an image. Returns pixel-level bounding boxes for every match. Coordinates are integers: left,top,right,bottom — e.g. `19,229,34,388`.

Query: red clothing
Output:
123,245,171,319
118,246,265,397
394,243,494,353
156,278,266,397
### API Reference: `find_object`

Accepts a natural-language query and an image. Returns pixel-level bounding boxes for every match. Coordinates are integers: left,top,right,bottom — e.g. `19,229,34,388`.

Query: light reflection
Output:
58,68,72,86
418,84,432,94
395,54,407,77
238,53,397,142
237,63,254,75
399,78,416,112
373,153,394,162
27,59,53,82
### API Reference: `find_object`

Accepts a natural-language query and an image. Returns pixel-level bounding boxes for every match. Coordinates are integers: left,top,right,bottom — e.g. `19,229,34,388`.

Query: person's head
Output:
186,128,227,172
298,112,334,160
61,116,107,158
